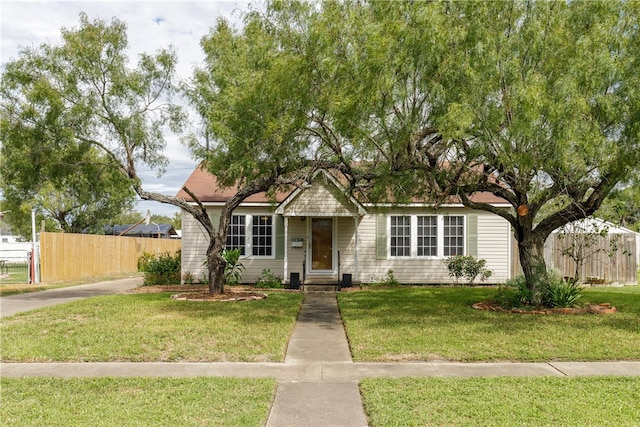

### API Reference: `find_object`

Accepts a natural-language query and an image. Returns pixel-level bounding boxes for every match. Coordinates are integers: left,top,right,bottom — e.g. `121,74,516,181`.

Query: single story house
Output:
177,166,514,285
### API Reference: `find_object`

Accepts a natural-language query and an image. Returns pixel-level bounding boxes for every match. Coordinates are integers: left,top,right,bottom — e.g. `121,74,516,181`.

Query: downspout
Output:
354,215,359,282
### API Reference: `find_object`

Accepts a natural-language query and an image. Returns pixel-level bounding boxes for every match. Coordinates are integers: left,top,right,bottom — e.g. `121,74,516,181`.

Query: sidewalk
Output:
1,285,639,426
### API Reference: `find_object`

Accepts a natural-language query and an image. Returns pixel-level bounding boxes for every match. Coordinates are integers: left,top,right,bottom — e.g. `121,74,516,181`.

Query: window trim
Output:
225,214,276,260
388,214,466,259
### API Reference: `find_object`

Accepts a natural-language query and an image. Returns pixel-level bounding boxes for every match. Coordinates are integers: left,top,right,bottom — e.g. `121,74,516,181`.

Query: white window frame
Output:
225,214,276,259
388,214,465,259
226,215,246,255
390,216,412,257
443,215,465,257
251,215,275,258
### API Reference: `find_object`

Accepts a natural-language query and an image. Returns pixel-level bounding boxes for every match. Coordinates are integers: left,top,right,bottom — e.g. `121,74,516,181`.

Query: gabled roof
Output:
176,166,508,207
175,165,290,204
275,169,368,216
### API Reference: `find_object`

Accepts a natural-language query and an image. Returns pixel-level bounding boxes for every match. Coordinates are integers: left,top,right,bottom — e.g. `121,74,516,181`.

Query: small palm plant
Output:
222,248,245,285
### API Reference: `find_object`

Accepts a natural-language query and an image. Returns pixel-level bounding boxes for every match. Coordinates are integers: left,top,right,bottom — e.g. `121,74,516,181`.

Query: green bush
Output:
444,255,492,285
495,274,533,308
222,249,245,285
255,269,283,289
495,270,583,309
543,272,583,308
137,250,181,286
382,270,400,287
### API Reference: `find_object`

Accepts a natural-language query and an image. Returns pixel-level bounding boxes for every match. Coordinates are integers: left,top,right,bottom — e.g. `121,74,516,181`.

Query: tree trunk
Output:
206,237,226,295
515,228,548,305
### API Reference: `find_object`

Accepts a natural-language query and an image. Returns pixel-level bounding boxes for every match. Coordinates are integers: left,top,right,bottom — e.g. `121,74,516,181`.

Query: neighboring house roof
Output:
176,165,508,206
102,223,178,238
554,217,640,236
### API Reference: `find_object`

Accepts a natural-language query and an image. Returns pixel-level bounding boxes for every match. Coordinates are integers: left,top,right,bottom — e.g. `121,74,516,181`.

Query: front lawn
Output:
1,377,275,427
360,376,640,427
0,292,303,362
338,286,640,362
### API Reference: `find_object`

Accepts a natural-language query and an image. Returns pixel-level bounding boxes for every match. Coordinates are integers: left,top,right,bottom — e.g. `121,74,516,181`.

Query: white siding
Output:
354,208,511,284
285,217,306,280
180,210,210,283
283,181,357,217
477,212,511,282
180,207,285,284
182,203,511,285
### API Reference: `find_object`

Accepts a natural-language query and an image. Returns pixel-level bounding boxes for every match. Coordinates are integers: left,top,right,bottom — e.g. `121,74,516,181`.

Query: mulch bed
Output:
472,300,617,315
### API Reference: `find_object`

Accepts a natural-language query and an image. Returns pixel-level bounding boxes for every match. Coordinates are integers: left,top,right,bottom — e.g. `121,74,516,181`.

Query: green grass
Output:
0,377,275,426
1,292,303,362
0,262,29,287
338,286,640,362
360,376,640,427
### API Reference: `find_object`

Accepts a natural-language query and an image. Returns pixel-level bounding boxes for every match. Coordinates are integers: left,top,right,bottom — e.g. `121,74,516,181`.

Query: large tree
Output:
261,0,640,300
183,7,330,293
0,13,184,235
1,11,324,294
0,144,134,236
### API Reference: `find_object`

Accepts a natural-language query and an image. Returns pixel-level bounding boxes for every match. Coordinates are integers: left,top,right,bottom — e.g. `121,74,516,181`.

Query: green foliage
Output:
382,270,400,287
0,13,184,237
137,250,181,286
367,270,400,287
496,270,583,309
444,256,493,285
255,269,283,289
597,185,640,232
495,275,535,309
222,248,245,285
543,277,583,309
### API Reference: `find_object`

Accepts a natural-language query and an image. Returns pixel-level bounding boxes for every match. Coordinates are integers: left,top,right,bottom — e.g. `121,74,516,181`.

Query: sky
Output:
1,0,264,219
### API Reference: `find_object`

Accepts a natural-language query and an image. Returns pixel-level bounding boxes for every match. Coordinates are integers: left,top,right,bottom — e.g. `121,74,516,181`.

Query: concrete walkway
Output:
0,276,143,318
266,294,368,427
1,283,639,426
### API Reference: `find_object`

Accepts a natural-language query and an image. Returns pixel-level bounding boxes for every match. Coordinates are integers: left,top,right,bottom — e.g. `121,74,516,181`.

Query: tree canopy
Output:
0,14,190,236
254,0,640,297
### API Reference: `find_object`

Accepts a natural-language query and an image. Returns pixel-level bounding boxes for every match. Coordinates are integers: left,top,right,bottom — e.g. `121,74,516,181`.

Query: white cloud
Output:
1,0,264,218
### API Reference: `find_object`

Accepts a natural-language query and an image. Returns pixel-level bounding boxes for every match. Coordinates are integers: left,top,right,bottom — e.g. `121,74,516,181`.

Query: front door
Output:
311,218,333,271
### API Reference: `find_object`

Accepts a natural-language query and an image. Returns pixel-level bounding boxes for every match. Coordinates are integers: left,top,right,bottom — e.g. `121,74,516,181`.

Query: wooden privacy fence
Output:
40,232,181,283
511,233,638,284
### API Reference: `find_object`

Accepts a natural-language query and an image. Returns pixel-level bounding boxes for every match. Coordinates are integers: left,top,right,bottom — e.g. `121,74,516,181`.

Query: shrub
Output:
182,271,196,285
494,270,583,309
137,250,181,286
382,270,400,287
367,270,400,287
255,269,283,289
222,248,245,285
495,275,533,308
543,271,583,308
444,255,492,285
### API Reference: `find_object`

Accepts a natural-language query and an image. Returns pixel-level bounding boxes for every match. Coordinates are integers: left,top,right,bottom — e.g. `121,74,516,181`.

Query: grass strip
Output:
339,287,640,362
1,292,303,362
361,376,640,427
1,377,275,427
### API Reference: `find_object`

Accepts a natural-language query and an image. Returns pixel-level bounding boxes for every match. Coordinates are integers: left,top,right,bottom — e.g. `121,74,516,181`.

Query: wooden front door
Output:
311,218,333,271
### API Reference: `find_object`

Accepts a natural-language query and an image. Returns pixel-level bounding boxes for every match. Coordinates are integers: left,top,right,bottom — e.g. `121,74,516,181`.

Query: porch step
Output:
301,284,341,293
